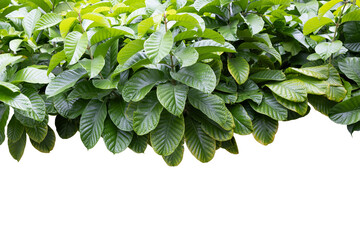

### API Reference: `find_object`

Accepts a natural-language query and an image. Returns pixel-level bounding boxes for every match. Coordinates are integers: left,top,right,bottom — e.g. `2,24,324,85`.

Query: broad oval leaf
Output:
266,80,307,102
156,83,188,116
170,63,216,93
103,118,133,154
144,30,174,64
35,13,63,31
228,57,250,85
329,95,360,125
252,114,278,146
65,32,88,65
79,99,107,149
249,92,288,121
46,68,87,97
150,110,185,156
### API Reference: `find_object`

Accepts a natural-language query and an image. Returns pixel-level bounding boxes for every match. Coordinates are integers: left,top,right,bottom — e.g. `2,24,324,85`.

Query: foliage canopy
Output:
1,0,360,165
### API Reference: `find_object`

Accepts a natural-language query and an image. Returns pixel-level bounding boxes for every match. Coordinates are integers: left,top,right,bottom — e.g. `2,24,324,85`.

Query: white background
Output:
0,110,359,240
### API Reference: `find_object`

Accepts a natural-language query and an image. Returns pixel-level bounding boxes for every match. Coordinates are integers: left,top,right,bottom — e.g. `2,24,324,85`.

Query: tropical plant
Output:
0,0,359,165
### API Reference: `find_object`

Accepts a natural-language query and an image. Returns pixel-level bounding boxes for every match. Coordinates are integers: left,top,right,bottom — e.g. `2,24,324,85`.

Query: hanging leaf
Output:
156,83,188,116
64,32,88,65
250,92,288,121
162,142,184,166
8,131,26,161
103,118,133,154
55,115,78,139
108,98,133,131
266,80,307,102
150,110,185,156
79,99,107,149
144,30,174,64
252,114,278,145
228,57,250,85
30,126,56,153
229,104,253,135
35,13,63,30
46,68,87,97
329,95,360,125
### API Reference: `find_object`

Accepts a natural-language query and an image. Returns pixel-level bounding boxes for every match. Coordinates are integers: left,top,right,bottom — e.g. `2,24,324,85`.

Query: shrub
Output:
0,0,359,165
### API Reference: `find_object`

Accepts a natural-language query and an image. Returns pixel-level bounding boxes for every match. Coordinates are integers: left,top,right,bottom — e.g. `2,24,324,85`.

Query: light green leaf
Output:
0,54,23,73
173,46,199,68
303,17,333,35
342,9,360,23
144,30,173,64
156,83,188,116
46,68,87,97
318,0,342,18
12,67,50,84
117,39,145,64
65,31,88,65
137,17,154,38
315,40,343,60
266,80,307,102
329,95,360,125
79,99,107,149
17,87,46,122
167,13,206,32
82,13,110,28
0,86,32,111
191,40,236,54
48,50,66,75
59,17,78,38
170,63,216,93
185,116,215,163
79,55,105,78
35,13,63,31
227,57,249,85
103,118,133,154
23,9,41,37
150,110,185,156
245,13,264,35
133,92,164,135
122,69,163,102
285,65,329,79
90,26,135,45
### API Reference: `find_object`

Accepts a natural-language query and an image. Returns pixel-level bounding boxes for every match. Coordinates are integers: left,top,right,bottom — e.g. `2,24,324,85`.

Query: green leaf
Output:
137,17,154,38
53,94,87,119
338,57,360,85
238,42,282,64
8,131,26,161
55,115,78,139
220,137,239,155
35,13,63,31
65,32,88,65
167,13,206,32
303,17,333,35
23,9,41,37
173,46,199,68
318,0,342,18
0,54,23,73
133,92,163,135
79,55,105,78
200,28,225,44
82,13,110,28
285,65,329,80
308,95,336,116
249,92,288,121
227,57,250,85
48,50,66,75
90,26,135,45
156,83,188,116
315,40,343,60
245,13,264,35
30,126,55,153
129,134,148,153
108,98,133,131
0,103,9,145
185,116,215,163
199,116,233,141
122,69,163,102
144,30,173,64
273,94,309,116
25,123,48,143
0,86,32,112
342,9,360,23
295,76,329,95
7,115,24,142
329,95,360,125
229,104,253,135
170,63,216,93
266,80,307,102
150,110,185,156
193,0,215,11
12,67,50,84
59,17,78,38
188,89,234,130
162,142,184,166
103,118,133,154
252,114,278,145
79,99,107,149
191,40,236,54
16,87,46,122
46,68,87,97
250,70,286,83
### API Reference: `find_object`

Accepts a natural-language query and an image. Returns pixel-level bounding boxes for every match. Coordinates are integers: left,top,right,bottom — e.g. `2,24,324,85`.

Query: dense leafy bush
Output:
0,0,360,165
